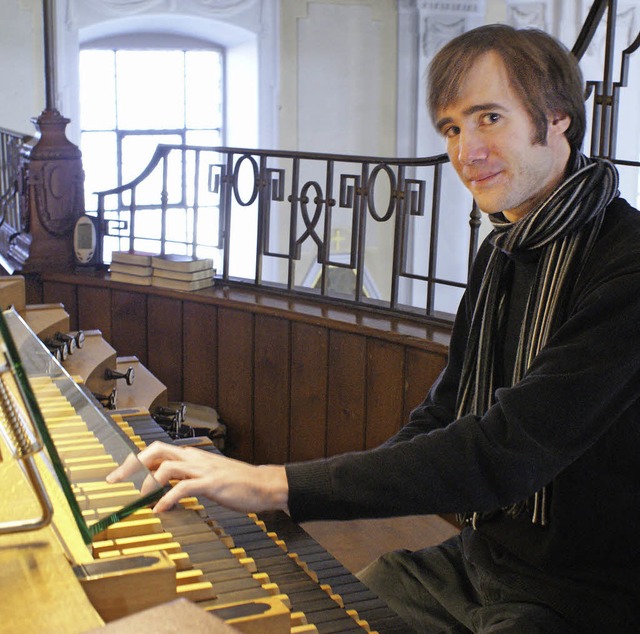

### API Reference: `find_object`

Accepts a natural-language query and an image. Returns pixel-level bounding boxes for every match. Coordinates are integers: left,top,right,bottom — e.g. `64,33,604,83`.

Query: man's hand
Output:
107,441,289,514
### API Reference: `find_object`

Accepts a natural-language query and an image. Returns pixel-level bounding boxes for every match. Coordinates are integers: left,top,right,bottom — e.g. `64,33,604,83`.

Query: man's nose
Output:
457,129,488,165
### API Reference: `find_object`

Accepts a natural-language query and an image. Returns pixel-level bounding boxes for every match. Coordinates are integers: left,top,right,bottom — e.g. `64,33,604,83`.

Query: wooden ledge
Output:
38,270,452,354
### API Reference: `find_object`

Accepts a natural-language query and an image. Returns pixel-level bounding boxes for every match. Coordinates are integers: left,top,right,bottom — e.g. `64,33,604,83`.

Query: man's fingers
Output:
150,458,200,486
104,440,275,516
152,479,200,512
137,441,187,469
106,441,185,483
140,472,162,497
106,451,144,483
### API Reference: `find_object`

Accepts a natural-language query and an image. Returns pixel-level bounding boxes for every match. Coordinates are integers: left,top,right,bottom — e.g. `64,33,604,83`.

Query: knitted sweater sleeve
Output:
285,240,490,521
285,201,640,524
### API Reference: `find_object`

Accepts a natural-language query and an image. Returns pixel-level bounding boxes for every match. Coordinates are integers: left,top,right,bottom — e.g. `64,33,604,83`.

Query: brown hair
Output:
428,24,585,150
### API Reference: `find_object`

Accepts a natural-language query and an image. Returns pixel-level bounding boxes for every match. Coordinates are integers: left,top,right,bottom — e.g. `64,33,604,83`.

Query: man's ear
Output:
549,112,571,136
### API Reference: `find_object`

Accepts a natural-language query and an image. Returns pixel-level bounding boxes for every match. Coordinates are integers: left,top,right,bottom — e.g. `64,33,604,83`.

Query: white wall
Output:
0,0,45,135
279,0,397,156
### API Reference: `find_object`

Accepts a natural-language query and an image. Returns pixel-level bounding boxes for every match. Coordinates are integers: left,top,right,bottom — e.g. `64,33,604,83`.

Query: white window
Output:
79,40,224,259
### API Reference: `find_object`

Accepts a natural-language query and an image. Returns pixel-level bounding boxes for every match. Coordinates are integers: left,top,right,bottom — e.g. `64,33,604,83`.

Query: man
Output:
109,25,640,632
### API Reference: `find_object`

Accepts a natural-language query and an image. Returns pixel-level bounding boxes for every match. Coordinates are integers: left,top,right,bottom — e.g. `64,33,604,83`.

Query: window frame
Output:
79,38,226,259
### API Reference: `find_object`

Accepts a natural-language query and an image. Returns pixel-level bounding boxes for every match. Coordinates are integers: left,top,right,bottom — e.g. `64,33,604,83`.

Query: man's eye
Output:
443,125,460,138
481,113,500,125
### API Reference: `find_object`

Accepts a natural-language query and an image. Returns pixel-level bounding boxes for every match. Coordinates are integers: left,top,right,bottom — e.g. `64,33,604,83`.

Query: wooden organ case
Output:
0,281,410,633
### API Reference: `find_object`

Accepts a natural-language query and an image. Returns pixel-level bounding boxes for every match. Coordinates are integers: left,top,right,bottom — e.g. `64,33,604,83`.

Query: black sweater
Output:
285,197,640,627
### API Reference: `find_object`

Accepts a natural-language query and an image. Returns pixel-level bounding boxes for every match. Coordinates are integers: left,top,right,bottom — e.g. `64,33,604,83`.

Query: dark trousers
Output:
358,533,577,634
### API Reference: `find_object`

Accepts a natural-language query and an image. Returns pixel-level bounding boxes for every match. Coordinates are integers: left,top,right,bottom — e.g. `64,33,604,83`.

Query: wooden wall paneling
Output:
42,282,78,330
402,347,447,425
147,296,183,403
326,330,367,456
24,275,44,305
217,307,254,462
290,322,328,462
253,314,290,465
365,339,405,449
77,285,112,342
110,290,148,364
182,301,218,409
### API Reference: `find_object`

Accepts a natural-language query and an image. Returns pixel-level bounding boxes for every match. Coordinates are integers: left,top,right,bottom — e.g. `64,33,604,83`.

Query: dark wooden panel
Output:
147,296,183,402
111,290,147,363
24,275,44,305
290,322,328,461
365,339,405,449
326,330,366,456
217,307,254,462
43,282,78,331
183,302,218,409
78,286,112,342
402,347,447,424
254,314,290,464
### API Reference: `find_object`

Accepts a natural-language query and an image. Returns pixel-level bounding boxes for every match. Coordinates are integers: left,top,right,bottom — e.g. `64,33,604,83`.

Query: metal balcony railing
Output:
96,146,480,323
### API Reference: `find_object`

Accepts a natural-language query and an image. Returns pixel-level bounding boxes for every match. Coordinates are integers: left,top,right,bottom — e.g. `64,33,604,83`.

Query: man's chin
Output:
474,202,501,216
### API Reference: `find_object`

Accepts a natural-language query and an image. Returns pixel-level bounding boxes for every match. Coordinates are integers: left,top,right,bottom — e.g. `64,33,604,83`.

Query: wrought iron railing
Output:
575,0,640,160
96,147,479,321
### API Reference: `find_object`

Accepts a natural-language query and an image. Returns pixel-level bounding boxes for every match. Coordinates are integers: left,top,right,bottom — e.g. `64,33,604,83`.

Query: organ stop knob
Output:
104,366,135,386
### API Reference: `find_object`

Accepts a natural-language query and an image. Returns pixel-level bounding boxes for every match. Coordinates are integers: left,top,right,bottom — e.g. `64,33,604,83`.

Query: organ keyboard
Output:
0,305,409,633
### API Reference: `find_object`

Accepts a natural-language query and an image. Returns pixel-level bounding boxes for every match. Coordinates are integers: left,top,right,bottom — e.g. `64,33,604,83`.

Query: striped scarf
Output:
457,152,619,528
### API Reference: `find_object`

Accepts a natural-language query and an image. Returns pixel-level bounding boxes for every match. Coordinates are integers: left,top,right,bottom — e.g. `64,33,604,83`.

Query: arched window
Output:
80,35,225,213
67,6,271,268
79,35,226,260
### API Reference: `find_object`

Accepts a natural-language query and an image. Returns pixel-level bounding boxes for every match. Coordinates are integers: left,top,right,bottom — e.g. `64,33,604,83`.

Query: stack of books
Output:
151,254,215,291
109,251,154,285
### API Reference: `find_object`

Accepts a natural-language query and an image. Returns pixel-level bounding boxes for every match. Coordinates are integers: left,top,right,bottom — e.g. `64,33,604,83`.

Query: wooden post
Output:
19,0,85,274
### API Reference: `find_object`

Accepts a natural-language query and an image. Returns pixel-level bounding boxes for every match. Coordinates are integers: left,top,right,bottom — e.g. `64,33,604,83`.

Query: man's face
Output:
435,51,571,222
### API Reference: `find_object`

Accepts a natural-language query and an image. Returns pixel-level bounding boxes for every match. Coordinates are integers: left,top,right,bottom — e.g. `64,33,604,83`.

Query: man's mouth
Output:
468,171,501,186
